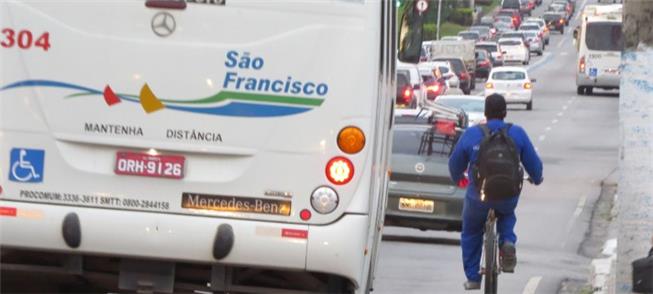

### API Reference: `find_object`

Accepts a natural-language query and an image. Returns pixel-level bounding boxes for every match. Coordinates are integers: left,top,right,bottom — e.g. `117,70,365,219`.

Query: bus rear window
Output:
585,22,623,51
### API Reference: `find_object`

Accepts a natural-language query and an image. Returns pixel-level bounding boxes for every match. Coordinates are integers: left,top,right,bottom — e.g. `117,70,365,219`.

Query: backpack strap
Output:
480,124,491,138
500,123,513,136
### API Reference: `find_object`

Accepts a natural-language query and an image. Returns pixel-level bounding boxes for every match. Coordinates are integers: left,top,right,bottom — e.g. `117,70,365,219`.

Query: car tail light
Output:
579,56,586,73
559,19,565,24
427,84,440,94
299,209,312,221
485,82,494,89
402,87,413,104
310,186,339,214
338,126,365,154
458,177,469,188
459,72,469,80
524,82,533,89
479,60,491,67
326,157,354,185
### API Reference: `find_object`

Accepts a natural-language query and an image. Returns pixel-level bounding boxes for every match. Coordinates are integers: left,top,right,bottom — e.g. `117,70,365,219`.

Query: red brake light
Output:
427,84,440,93
326,157,354,185
579,56,586,73
459,72,469,80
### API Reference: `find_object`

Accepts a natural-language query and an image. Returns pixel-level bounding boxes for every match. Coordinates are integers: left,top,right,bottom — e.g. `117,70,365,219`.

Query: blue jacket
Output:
448,119,543,200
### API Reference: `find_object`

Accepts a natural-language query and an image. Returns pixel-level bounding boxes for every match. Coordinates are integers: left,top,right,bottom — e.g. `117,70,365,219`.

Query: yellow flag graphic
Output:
140,83,165,113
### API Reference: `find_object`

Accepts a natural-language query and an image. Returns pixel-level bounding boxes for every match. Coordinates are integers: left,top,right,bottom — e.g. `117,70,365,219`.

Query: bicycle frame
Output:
483,209,499,294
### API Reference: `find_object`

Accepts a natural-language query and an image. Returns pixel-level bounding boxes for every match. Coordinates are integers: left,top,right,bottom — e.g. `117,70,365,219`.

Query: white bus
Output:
0,1,425,292
575,5,623,95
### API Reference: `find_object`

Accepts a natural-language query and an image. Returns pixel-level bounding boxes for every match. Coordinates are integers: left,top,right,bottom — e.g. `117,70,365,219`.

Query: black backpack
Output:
472,124,523,201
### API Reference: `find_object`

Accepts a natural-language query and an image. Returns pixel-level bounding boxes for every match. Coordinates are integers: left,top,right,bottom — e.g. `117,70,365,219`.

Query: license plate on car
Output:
399,197,435,213
115,151,185,179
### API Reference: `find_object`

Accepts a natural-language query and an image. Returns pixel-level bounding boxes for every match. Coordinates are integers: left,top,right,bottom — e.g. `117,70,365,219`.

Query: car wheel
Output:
586,87,593,95
546,39,550,45
526,101,533,110
560,28,564,34
577,86,585,95
538,50,543,56
463,88,471,95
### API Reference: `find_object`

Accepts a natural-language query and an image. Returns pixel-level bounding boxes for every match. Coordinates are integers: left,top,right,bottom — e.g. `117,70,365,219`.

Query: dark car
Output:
396,70,415,107
496,9,522,28
432,57,473,95
543,12,566,34
475,49,493,79
385,107,468,232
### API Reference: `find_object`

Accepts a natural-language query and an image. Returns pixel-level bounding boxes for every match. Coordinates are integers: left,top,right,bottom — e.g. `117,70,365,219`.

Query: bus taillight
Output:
326,157,354,185
579,56,586,73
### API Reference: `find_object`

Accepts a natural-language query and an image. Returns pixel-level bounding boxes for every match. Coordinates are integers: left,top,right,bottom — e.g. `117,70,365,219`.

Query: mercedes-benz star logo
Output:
151,12,176,37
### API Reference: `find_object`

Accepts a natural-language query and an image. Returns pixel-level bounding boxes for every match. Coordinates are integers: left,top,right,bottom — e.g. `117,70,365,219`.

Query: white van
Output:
576,13,623,95
0,1,423,293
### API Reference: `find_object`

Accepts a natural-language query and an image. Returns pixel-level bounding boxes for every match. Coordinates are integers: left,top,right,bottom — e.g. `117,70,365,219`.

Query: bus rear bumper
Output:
0,200,369,291
576,73,621,88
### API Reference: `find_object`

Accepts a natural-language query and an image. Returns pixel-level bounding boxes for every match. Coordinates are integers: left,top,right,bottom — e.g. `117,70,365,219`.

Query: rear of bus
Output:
0,1,397,293
576,15,623,94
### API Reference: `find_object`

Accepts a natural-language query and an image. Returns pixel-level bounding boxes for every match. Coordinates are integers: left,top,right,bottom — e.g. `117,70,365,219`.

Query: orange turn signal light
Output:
485,82,494,89
524,82,532,90
337,126,365,154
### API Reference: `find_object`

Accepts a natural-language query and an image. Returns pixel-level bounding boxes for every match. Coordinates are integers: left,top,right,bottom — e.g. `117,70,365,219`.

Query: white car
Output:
523,18,550,45
484,67,535,110
398,61,428,108
418,61,459,89
522,31,544,55
435,95,486,126
498,38,530,65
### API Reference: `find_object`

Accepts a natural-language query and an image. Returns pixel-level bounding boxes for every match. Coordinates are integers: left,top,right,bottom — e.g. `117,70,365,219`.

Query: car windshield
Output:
476,51,487,59
459,33,479,40
392,127,455,157
585,22,623,52
421,74,436,83
435,59,464,73
437,98,485,113
543,13,561,21
500,40,521,46
521,25,540,31
477,44,498,53
492,71,526,80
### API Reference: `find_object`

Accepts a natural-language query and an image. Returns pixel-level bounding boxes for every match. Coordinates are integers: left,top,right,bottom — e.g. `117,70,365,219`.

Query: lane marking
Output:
545,126,552,132
557,38,567,49
566,193,588,233
538,135,546,141
562,105,568,110
560,52,568,56
557,112,564,117
522,276,543,294
552,119,559,124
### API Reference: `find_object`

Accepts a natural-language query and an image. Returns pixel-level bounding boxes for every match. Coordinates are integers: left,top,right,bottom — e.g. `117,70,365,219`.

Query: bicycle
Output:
481,178,535,294
482,208,499,294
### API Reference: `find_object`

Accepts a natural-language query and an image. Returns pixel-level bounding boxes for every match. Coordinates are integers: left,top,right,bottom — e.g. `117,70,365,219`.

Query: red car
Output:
496,9,522,28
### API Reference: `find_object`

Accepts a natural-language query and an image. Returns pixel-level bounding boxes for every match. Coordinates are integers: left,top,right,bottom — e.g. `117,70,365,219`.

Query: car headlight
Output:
310,186,339,214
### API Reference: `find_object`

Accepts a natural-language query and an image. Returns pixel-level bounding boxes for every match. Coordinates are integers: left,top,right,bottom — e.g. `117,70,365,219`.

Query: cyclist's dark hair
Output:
485,94,507,120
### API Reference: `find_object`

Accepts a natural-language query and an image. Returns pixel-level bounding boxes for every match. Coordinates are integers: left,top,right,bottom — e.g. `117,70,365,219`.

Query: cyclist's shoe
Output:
463,281,481,290
500,241,517,273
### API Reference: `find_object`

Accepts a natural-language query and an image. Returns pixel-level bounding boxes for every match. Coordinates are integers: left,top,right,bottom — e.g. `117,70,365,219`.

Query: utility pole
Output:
617,0,653,292
436,0,443,40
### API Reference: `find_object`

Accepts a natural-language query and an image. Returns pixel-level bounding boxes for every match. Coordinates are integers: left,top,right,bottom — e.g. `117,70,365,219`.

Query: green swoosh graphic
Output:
67,90,324,107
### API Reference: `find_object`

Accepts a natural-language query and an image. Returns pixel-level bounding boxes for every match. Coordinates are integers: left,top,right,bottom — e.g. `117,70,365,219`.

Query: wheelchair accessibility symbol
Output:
9,148,45,183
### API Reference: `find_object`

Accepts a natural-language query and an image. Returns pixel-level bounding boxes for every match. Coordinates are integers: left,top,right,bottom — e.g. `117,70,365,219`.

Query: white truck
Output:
0,0,426,293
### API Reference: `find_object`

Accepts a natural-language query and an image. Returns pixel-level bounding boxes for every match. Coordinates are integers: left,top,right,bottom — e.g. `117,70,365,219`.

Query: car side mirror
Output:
531,78,537,83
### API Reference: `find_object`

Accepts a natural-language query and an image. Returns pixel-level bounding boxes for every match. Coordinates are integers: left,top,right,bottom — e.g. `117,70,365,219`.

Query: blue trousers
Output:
461,196,519,282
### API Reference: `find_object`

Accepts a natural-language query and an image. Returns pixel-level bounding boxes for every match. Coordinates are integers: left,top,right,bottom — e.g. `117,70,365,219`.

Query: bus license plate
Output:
399,197,435,213
115,151,185,179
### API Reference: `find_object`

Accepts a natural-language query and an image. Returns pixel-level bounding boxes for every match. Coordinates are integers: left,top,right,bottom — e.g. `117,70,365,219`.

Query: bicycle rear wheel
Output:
484,215,498,294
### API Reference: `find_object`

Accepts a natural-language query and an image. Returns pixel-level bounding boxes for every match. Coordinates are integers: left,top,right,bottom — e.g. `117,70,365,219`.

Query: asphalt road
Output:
374,0,620,293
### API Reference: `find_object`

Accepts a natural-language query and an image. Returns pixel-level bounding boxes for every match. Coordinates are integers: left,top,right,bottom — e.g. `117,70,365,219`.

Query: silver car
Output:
385,109,467,232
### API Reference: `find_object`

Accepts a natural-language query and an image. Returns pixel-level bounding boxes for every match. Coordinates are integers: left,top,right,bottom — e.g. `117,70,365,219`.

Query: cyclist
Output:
448,94,543,290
